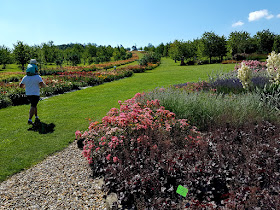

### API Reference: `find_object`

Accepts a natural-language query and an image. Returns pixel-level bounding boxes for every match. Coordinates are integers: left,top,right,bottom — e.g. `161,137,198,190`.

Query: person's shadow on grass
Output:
28,119,55,134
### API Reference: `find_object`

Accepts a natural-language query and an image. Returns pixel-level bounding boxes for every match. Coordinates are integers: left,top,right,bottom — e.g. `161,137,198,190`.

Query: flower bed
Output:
118,62,160,73
0,68,134,109
76,92,280,209
0,72,25,82
207,63,270,94
0,60,162,109
175,59,272,95
234,60,267,72
40,52,139,75
0,82,28,108
0,57,162,109
55,69,133,85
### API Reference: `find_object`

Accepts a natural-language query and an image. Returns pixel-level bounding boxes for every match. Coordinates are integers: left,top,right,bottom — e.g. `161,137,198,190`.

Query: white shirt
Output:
20,75,43,96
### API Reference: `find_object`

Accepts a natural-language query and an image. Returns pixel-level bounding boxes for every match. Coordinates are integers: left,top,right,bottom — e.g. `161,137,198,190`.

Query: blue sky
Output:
1,0,280,49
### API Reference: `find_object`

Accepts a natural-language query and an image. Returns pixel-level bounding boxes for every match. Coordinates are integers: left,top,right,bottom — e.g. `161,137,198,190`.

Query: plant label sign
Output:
176,185,188,197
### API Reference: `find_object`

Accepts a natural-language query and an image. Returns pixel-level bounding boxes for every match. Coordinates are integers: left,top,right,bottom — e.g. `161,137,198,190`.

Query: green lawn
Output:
0,64,23,73
0,58,235,182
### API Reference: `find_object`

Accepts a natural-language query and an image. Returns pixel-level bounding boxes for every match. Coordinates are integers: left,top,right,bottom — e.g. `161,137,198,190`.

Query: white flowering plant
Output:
266,51,280,85
237,62,252,90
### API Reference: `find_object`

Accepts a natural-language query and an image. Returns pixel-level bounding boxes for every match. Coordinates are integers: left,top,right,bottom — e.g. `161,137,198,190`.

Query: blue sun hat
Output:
26,59,39,76
30,59,37,64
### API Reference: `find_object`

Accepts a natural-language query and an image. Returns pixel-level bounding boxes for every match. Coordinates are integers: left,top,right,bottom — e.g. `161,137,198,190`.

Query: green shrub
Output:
0,94,12,108
139,52,161,66
247,53,268,61
125,52,133,59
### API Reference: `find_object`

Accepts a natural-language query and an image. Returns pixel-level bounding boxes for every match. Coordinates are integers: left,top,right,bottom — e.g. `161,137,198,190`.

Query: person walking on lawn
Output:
19,59,46,124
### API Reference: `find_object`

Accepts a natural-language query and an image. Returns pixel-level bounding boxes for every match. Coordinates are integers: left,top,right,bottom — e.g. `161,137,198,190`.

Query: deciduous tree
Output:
169,40,183,64
255,29,275,54
41,41,59,64
201,32,227,63
144,43,156,52
13,41,31,71
155,43,165,56
272,35,280,53
217,35,227,62
163,42,171,57
228,31,251,56
0,45,11,69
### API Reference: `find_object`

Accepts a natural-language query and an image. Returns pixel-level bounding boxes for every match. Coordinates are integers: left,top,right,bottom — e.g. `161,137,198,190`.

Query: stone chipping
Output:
0,142,108,210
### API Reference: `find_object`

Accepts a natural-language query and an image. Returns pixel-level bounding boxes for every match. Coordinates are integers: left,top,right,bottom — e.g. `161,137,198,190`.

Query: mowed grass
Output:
0,58,235,182
0,64,23,73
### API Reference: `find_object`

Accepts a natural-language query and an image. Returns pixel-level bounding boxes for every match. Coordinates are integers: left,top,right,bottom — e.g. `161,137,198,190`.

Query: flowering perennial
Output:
76,92,200,165
118,62,160,73
237,62,252,89
266,51,280,84
0,68,133,108
234,60,267,72
42,52,139,73
0,72,25,83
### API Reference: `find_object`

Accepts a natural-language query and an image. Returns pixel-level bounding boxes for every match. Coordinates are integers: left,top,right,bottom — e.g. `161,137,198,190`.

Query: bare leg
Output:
29,106,36,120
34,107,38,118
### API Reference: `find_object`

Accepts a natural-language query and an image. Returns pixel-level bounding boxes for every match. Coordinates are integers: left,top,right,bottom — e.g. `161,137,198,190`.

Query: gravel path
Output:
0,142,108,209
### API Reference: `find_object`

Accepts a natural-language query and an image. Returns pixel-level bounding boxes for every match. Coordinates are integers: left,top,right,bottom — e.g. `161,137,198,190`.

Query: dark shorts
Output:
27,95,40,107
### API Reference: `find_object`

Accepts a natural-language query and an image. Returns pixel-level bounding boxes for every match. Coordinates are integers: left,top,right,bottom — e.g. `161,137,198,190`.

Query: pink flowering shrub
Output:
76,92,200,166
235,60,267,72
76,92,203,208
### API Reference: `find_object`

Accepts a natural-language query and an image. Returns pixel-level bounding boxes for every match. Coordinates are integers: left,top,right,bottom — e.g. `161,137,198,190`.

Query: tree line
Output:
1,29,280,70
0,41,132,70
138,29,280,65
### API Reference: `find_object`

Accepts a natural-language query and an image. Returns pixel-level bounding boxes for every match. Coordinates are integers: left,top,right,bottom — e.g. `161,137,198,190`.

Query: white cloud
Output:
232,21,244,27
266,14,274,20
277,14,280,18
248,9,274,21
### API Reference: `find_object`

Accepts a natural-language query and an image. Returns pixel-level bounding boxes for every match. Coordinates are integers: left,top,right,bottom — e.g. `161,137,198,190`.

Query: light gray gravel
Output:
0,142,108,210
